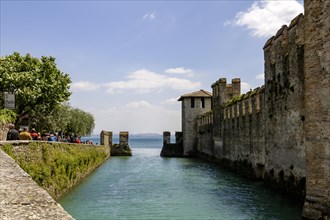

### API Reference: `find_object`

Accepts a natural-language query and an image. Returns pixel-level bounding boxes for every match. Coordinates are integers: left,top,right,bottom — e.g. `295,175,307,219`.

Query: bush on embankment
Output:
1,141,110,200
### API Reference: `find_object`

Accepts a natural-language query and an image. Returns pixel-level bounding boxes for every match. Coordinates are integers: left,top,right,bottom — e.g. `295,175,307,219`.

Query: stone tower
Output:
211,78,241,137
178,89,212,157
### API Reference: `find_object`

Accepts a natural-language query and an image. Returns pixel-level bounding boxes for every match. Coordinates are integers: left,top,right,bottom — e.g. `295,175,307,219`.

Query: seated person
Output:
19,127,32,140
48,133,57,142
6,124,19,140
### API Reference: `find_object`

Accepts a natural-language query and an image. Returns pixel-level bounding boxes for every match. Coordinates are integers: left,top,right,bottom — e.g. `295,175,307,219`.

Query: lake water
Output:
59,136,303,220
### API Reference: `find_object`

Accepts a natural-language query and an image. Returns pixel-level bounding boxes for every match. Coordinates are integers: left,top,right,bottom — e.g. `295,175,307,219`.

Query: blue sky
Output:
0,0,303,134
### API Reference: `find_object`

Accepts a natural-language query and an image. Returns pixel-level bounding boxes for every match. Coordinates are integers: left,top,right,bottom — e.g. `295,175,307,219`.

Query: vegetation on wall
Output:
0,109,17,124
198,110,213,119
1,142,109,200
222,88,260,108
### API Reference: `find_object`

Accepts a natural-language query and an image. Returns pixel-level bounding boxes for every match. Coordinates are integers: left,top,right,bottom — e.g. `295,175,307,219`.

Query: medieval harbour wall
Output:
197,0,329,218
198,13,308,199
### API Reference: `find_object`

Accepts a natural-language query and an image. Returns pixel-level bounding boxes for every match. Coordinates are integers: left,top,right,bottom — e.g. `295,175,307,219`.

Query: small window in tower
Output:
191,97,195,108
201,98,205,108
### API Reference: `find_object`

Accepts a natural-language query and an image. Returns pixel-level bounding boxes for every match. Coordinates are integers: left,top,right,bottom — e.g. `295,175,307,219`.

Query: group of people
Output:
6,124,87,144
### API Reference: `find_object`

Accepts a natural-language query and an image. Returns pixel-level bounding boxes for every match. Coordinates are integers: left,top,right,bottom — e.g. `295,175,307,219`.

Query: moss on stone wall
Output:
111,143,132,156
1,142,110,200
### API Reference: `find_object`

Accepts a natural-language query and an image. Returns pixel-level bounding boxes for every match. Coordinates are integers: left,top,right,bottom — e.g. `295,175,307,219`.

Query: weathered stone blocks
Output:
160,131,183,157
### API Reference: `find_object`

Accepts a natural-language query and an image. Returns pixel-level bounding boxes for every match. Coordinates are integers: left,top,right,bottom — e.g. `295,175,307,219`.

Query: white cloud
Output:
143,11,156,21
161,98,179,105
226,0,303,38
165,67,194,76
105,69,201,94
126,100,151,109
256,73,265,80
70,81,100,92
241,82,252,93
95,101,181,134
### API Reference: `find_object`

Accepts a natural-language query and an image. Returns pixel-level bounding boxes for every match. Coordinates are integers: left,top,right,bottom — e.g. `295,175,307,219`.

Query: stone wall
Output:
196,1,330,217
119,131,129,145
220,87,266,180
196,111,213,157
0,148,74,219
102,131,132,156
196,123,213,158
100,130,113,147
0,123,9,141
197,13,308,200
160,131,183,157
0,140,111,219
302,0,330,218
263,13,306,198
1,141,110,200
211,78,241,138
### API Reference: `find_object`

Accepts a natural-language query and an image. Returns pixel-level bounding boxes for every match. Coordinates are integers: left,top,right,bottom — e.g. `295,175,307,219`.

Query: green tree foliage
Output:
0,52,72,124
66,107,95,136
0,52,95,136
31,103,95,136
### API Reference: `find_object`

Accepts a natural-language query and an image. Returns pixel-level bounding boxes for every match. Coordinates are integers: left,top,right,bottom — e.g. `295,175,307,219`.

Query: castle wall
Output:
196,111,215,158
302,0,330,218
197,13,308,200
263,14,306,198
220,88,266,179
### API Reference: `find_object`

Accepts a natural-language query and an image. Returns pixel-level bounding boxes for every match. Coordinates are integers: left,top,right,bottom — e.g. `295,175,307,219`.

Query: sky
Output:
0,0,303,135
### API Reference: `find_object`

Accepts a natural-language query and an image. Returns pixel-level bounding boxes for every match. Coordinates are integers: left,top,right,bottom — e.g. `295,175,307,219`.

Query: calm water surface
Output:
60,137,303,220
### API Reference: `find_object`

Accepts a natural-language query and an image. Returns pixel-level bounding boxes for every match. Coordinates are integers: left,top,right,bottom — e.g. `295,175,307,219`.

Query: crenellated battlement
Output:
197,111,213,126
211,78,241,105
263,13,304,105
263,14,304,49
222,86,265,120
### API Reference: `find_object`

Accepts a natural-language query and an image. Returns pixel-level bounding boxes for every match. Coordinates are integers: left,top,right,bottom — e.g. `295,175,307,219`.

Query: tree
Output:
66,107,95,136
30,103,95,136
29,103,72,134
0,52,72,125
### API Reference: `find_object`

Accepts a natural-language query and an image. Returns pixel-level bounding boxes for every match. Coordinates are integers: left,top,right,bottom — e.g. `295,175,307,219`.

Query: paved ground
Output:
0,149,74,220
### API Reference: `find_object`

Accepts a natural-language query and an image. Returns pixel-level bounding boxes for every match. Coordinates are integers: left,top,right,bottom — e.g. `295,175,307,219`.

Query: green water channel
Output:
60,146,303,220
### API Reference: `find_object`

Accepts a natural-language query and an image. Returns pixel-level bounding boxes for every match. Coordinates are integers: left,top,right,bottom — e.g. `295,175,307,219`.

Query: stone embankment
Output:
1,141,110,200
0,148,74,220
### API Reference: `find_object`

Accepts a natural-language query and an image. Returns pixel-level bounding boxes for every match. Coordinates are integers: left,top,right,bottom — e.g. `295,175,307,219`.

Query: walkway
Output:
0,149,74,220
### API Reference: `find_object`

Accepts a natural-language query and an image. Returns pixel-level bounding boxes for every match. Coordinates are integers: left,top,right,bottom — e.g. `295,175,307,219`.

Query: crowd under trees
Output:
0,52,95,137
